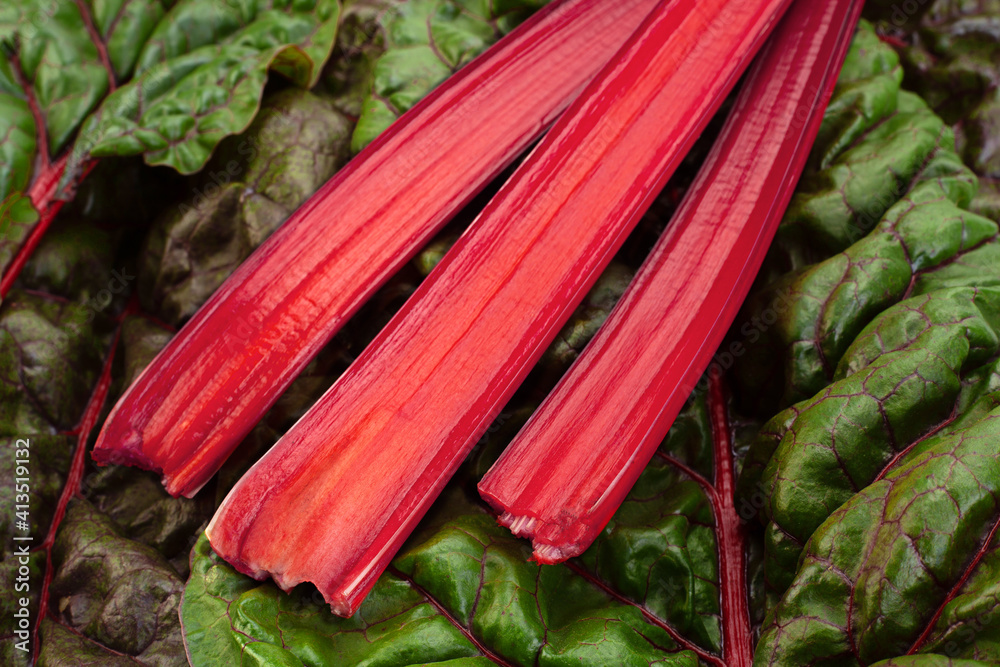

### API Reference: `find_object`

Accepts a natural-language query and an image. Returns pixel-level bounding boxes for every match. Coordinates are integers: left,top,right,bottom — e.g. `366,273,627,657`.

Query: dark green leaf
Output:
537,262,635,382
0,290,110,434
18,220,118,302
735,23,994,413
871,658,995,667
47,499,186,665
732,17,1000,663
578,460,720,654
741,287,1000,600
37,616,142,666
0,434,66,666
0,194,39,290
118,314,173,387
83,465,213,574
93,0,171,81
971,178,1000,222
894,0,1000,177
1,550,43,667
0,85,36,202
0,435,71,537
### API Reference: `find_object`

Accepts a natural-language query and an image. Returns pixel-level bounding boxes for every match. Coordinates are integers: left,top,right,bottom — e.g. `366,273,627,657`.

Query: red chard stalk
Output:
206,0,791,617
90,0,663,497
478,0,865,578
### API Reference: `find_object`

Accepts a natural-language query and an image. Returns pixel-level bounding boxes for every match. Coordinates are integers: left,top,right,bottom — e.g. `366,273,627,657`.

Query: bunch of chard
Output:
94,0,866,622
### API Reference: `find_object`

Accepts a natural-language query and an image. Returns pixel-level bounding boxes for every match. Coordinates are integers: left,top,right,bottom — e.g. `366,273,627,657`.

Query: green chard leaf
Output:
69,0,341,174
182,519,701,667
0,434,67,667
741,288,1000,603
36,616,146,667
0,0,159,278
0,290,112,435
0,289,113,662
871,658,997,667
0,194,39,286
0,0,117,163
755,396,1000,665
16,219,118,302
734,20,998,413
133,0,557,325
118,314,175,388
0,0,120,277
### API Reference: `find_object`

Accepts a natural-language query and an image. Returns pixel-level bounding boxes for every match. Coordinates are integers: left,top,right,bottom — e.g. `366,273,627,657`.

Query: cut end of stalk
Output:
163,475,204,500
204,528,278,588
500,511,539,537
497,511,583,565
92,438,198,498
91,429,158,472
272,571,356,618
531,543,573,565
325,595,357,618
92,422,205,498
204,524,362,618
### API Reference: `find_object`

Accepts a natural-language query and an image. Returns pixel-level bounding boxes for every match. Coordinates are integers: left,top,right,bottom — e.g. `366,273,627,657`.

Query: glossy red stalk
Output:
91,0,662,498
478,0,864,576
207,0,790,618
